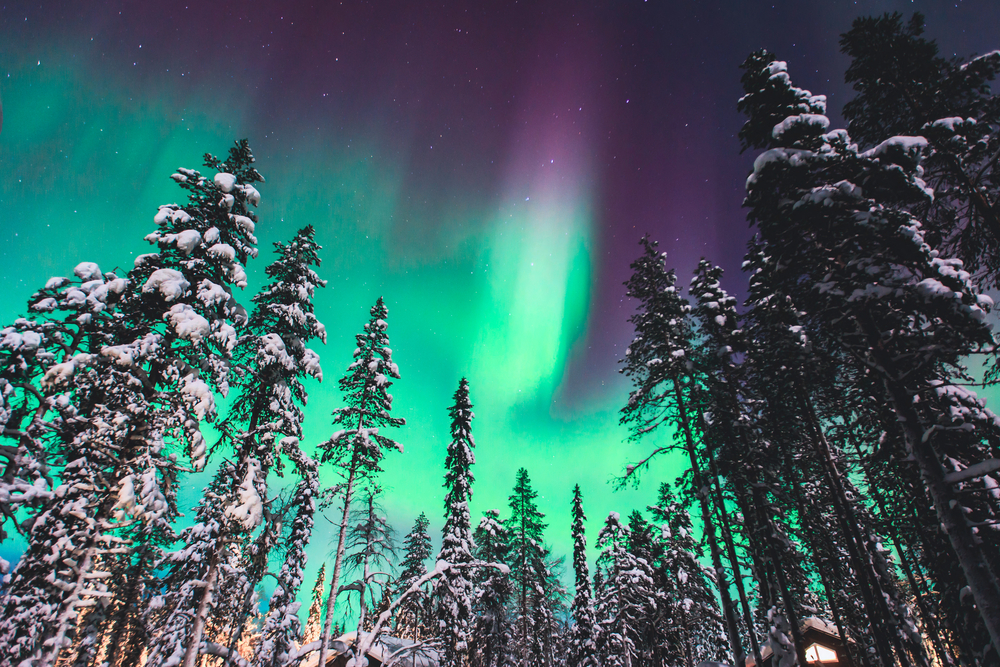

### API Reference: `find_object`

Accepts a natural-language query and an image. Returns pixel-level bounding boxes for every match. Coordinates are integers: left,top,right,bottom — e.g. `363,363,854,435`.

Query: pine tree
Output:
396,513,433,641
316,296,405,667
840,13,1000,288
618,236,746,667
434,378,478,667
1,141,264,667
217,225,327,655
505,468,548,667
593,512,656,667
472,510,513,667
622,510,666,665
147,223,325,667
303,563,327,646
253,438,320,667
740,48,1000,655
568,485,598,667
649,484,727,667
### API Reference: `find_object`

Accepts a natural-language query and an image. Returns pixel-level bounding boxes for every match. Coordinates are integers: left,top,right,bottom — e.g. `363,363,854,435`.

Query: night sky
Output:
3,0,1000,595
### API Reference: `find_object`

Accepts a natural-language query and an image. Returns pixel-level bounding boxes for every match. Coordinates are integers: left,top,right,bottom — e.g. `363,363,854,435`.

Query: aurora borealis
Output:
3,0,1000,590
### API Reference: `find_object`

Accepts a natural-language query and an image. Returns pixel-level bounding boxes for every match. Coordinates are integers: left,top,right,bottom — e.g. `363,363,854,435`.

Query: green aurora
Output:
0,36,679,593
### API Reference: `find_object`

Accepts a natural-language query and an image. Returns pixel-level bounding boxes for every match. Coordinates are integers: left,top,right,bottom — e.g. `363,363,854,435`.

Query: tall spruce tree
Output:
568,485,599,667
147,224,326,667
648,484,727,667
396,513,433,641
1,141,264,667
619,236,745,667
434,378,477,667
505,468,548,667
316,296,404,667
216,225,327,649
472,509,513,667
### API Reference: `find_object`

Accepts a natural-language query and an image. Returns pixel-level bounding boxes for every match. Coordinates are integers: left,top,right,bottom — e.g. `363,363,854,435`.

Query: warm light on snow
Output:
805,643,838,663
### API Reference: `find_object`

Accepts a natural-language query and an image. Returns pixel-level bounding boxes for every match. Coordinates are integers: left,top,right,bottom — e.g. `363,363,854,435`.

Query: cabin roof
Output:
745,617,848,667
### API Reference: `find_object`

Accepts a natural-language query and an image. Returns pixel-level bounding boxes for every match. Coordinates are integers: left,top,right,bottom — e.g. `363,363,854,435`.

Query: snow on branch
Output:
291,559,507,664
943,459,1000,485
202,641,252,667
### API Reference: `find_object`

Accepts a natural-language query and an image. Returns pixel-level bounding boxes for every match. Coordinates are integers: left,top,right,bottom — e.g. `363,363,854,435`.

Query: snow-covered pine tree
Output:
0,262,129,666
214,225,327,649
568,485,598,667
504,468,548,667
623,510,667,665
3,141,264,667
253,437,320,667
739,49,1000,655
396,513,433,641
593,512,656,667
840,13,1000,290
688,258,765,667
114,142,264,667
472,509,512,667
434,378,477,667
0,316,54,547
648,484,727,667
834,20,1000,648
316,296,404,667
303,563,327,645
147,223,325,667
0,265,123,547
618,236,745,667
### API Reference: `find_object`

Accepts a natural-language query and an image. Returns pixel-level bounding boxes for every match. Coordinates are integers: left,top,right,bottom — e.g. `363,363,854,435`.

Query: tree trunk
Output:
878,370,1000,657
181,542,223,667
783,446,862,667
793,385,906,667
672,378,746,667
317,458,359,667
855,445,955,667
42,541,100,667
859,316,1000,656
751,485,809,667
704,422,764,667
102,545,151,667
895,541,953,667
